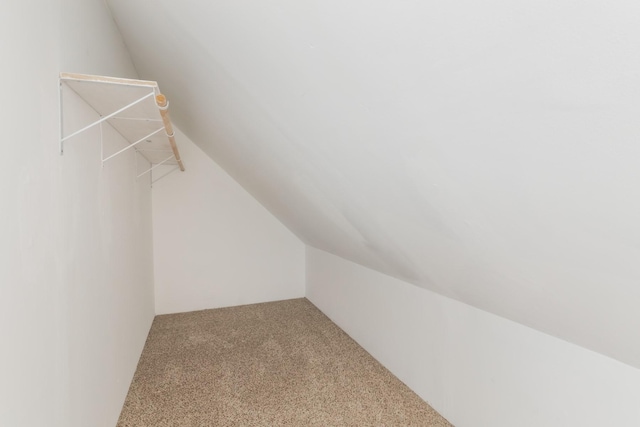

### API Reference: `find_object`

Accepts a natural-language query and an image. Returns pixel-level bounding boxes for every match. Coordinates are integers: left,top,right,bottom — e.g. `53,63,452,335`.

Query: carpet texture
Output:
117,298,453,426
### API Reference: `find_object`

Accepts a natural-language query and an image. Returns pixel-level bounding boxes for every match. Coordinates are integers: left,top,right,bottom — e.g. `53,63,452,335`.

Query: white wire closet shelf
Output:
59,72,185,179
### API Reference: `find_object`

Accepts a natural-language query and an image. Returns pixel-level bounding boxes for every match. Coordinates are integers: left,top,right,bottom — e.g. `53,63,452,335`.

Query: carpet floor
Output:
117,298,453,426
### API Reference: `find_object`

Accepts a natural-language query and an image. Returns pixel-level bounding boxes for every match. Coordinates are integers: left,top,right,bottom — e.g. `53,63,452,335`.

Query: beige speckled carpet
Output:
117,298,452,427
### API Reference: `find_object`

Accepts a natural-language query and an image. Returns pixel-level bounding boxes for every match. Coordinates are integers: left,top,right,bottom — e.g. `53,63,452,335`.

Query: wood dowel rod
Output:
156,94,185,172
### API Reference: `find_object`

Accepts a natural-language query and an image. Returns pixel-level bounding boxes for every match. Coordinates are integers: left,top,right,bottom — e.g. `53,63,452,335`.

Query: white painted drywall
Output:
106,0,640,369
61,3,155,427
0,1,155,426
306,247,640,427
60,89,155,427
152,130,305,315
0,3,63,426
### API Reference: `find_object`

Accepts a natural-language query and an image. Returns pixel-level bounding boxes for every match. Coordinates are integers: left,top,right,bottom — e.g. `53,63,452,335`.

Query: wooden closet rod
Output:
155,94,185,172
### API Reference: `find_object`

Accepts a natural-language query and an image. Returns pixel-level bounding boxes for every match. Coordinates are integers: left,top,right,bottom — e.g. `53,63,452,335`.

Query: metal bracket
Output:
58,73,185,184
59,88,155,155
137,154,176,179
102,127,165,165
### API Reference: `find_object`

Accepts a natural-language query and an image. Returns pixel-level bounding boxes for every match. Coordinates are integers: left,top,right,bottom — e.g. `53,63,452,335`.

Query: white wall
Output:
60,3,155,427
0,1,155,426
0,3,62,426
107,0,640,370
60,89,155,427
307,247,640,427
152,130,305,314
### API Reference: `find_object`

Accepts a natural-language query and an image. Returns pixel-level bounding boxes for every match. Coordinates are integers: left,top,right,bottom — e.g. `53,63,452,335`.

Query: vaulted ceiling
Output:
106,0,640,368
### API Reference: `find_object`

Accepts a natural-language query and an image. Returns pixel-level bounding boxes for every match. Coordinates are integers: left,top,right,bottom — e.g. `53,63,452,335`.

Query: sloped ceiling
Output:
106,0,640,368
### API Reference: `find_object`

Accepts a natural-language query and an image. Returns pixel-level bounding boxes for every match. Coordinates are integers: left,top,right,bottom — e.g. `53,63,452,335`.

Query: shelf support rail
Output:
59,90,155,154
136,154,176,179
102,126,165,165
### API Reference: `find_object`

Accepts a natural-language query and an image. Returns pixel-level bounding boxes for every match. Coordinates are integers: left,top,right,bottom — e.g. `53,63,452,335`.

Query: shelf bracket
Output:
59,90,155,154
102,127,165,165
137,154,176,179
58,73,185,180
